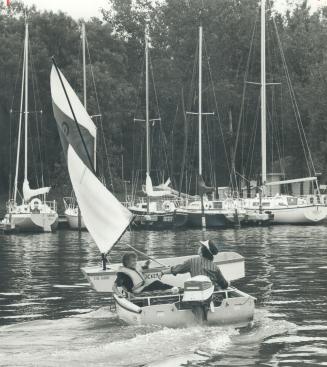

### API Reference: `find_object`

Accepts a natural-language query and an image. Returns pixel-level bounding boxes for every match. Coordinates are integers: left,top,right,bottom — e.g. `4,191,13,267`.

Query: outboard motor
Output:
182,276,215,323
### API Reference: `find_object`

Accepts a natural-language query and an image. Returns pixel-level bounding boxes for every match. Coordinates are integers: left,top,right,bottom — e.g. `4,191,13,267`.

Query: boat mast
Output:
13,42,26,204
82,22,87,111
23,21,29,198
81,22,97,171
145,26,150,213
261,0,267,185
198,25,203,177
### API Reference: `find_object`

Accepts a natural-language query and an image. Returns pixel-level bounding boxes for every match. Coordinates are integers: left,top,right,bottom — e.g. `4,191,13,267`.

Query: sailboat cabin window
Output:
287,197,298,205
212,201,223,209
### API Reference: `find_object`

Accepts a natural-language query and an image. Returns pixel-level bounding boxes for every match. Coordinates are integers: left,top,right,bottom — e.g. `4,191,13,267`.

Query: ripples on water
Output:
0,226,327,366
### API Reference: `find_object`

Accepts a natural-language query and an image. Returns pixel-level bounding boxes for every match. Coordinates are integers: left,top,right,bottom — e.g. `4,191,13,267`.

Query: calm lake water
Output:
0,226,327,366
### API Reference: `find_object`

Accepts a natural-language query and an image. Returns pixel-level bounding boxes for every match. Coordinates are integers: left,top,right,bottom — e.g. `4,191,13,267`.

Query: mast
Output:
261,0,267,185
145,28,150,179
24,21,29,189
81,22,96,171
198,25,203,176
82,22,87,111
145,27,150,214
13,43,26,203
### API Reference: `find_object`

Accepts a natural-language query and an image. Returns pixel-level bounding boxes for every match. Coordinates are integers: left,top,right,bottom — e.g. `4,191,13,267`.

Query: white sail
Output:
50,66,96,169
67,145,133,253
23,180,50,202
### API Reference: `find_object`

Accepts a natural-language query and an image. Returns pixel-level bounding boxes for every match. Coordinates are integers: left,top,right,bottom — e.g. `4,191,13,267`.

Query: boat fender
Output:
113,294,142,314
204,202,210,210
310,196,314,204
324,196,327,205
30,198,42,212
163,201,173,211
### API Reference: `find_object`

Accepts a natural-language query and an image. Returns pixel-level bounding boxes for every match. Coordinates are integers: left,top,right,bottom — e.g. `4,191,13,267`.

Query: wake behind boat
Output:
50,58,255,328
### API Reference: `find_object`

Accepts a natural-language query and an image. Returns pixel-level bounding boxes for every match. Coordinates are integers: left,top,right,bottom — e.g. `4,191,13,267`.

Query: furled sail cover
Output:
143,174,174,197
67,145,133,254
23,180,50,202
50,66,96,170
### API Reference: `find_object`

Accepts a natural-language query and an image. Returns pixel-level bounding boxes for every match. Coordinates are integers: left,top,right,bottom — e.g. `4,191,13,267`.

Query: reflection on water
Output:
0,226,327,366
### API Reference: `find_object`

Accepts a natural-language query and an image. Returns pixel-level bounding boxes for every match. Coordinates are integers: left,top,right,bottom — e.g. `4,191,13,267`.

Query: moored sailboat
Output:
242,0,327,224
50,58,255,328
174,25,245,229
2,21,58,233
128,28,179,229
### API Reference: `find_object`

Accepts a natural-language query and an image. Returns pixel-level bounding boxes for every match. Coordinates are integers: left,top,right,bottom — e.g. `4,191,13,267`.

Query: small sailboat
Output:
127,29,180,229
174,25,245,229
2,21,58,233
50,58,255,328
243,0,327,224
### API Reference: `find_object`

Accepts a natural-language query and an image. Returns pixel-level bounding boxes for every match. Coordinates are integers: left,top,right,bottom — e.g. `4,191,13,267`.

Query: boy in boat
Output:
162,240,229,290
112,252,178,297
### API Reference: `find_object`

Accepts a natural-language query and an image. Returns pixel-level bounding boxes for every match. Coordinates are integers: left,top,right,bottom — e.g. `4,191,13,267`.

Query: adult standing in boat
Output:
112,252,176,296
162,240,229,289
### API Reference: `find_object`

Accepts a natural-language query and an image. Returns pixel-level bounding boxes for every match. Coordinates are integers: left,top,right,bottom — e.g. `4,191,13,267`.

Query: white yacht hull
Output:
3,212,58,232
247,205,327,224
65,210,86,230
114,288,255,328
81,252,245,293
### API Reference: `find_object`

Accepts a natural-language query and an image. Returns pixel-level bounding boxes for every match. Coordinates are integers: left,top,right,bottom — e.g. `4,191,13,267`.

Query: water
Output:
0,226,327,366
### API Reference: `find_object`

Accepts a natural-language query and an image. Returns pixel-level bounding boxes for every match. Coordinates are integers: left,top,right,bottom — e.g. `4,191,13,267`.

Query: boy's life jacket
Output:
117,266,146,293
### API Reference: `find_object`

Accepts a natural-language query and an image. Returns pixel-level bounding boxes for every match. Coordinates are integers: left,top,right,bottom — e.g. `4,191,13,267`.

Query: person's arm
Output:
169,259,191,276
214,267,229,289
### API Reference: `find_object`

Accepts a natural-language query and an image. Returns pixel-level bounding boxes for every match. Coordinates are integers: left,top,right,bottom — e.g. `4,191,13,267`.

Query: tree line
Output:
0,0,327,201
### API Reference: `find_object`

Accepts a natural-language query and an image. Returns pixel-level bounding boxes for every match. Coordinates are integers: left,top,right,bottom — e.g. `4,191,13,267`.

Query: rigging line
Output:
9,43,25,200
124,243,167,267
272,17,315,176
29,121,39,188
149,54,170,179
183,41,199,189
203,36,232,186
170,103,179,187
245,96,260,180
29,43,45,188
85,35,115,191
234,13,258,171
267,101,284,178
179,89,188,196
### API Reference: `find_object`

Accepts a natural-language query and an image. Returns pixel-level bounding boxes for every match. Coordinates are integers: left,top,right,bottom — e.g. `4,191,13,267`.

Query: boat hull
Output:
3,212,58,232
173,210,236,228
132,211,175,230
65,211,86,230
114,288,255,328
246,205,327,224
